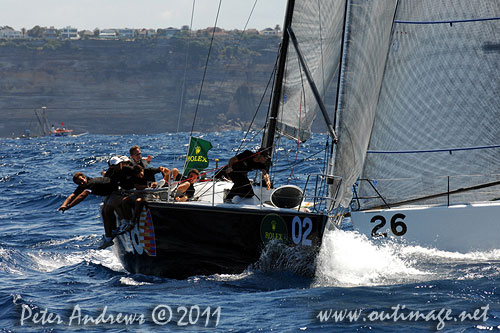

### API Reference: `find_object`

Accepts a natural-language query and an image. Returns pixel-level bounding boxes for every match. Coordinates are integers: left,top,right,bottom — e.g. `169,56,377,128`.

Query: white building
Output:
0,27,23,39
99,29,117,39
117,28,134,39
61,26,79,39
260,28,279,36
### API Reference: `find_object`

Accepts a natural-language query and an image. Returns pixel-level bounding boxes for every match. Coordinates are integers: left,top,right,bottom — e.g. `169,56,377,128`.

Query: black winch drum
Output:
270,185,304,208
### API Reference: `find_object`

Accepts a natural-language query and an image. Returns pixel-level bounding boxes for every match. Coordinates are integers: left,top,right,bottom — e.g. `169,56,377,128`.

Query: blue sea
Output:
1,132,499,332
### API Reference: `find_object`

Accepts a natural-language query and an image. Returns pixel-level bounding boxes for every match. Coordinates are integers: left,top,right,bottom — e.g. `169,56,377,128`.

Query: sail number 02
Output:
292,216,312,246
370,213,407,237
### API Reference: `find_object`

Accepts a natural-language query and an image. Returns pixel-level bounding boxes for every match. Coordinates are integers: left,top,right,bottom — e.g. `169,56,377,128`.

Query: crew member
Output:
225,148,271,202
57,172,118,249
174,169,200,202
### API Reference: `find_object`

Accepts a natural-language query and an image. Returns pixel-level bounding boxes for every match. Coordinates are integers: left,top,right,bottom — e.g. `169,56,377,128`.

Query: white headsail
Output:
331,0,398,208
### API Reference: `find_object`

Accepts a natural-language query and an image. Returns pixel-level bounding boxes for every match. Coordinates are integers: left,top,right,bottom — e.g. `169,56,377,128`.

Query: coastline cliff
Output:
0,36,279,137
0,36,334,137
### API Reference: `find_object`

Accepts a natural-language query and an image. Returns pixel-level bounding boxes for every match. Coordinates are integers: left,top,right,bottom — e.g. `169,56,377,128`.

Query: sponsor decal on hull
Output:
131,207,157,256
260,214,288,244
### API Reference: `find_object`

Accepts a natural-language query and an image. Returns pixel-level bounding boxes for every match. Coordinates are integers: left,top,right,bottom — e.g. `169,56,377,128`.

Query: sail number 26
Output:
370,213,407,237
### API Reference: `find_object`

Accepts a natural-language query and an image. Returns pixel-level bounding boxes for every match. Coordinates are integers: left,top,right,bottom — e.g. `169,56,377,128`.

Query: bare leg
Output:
132,197,145,224
101,204,115,238
121,196,135,220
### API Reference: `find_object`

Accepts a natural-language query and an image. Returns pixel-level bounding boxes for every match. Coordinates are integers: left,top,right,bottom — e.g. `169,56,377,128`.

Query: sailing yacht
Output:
327,0,500,252
112,0,343,279
112,0,499,278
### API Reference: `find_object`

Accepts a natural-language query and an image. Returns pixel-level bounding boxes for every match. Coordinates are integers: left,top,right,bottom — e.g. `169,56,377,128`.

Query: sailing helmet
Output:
109,156,122,166
120,156,131,163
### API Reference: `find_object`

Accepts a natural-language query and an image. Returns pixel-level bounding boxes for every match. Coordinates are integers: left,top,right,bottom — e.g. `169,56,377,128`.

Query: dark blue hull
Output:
113,201,328,279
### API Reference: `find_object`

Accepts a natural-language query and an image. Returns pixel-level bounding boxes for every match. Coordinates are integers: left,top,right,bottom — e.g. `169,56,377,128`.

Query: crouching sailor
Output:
174,169,200,202
224,148,271,203
57,172,119,249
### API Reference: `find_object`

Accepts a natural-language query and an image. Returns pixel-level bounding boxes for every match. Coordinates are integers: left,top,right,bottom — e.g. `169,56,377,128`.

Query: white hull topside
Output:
350,202,500,253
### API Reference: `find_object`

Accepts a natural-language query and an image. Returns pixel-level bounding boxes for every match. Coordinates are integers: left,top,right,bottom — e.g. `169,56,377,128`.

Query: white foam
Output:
27,235,124,273
119,277,152,286
0,247,23,275
314,229,428,287
400,245,500,261
33,235,88,248
208,271,254,282
314,228,500,287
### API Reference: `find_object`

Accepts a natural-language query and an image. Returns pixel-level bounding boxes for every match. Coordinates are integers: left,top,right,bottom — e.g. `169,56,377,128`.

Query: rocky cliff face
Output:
0,37,281,137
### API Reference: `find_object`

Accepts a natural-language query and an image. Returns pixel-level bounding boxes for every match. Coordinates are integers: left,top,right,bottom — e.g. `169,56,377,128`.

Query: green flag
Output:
183,136,213,175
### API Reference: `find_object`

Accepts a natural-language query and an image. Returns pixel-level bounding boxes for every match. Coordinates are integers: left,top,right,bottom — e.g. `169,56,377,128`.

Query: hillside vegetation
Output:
0,36,281,137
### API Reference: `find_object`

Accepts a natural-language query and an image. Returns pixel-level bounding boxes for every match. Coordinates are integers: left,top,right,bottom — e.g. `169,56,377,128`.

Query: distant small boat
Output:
34,107,81,137
49,127,73,137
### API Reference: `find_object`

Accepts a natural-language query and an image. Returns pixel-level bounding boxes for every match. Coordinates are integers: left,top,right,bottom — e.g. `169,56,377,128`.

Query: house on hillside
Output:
117,28,134,39
44,27,58,39
61,26,79,39
99,29,117,39
260,27,279,36
157,27,180,37
0,27,23,39
136,29,148,39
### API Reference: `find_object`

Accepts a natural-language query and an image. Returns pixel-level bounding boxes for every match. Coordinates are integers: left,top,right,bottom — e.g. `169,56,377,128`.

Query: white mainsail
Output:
356,0,500,209
277,0,345,142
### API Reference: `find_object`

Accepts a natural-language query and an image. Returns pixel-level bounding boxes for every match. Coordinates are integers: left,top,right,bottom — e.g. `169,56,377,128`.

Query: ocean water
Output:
1,132,499,332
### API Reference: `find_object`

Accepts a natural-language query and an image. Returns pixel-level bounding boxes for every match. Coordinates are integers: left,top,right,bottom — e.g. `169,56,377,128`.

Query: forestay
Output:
357,0,500,209
277,0,344,142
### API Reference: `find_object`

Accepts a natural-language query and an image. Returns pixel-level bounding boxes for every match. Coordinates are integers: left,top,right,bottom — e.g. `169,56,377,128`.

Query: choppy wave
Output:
1,133,500,331
314,229,429,287
315,228,500,287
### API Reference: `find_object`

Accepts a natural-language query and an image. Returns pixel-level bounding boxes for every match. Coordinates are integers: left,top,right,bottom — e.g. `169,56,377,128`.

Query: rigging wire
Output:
267,41,288,185
394,17,500,25
286,47,308,185
178,0,278,193
189,0,262,138
272,143,328,174
228,0,290,189
317,136,330,204
210,0,260,141
316,0,331,205
189,0,223,136
187,0,268,163
241,0,258,34
236,55,278,153
367,144,500,154
317,0,326,94
232,0,276,154
176,0,196,133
